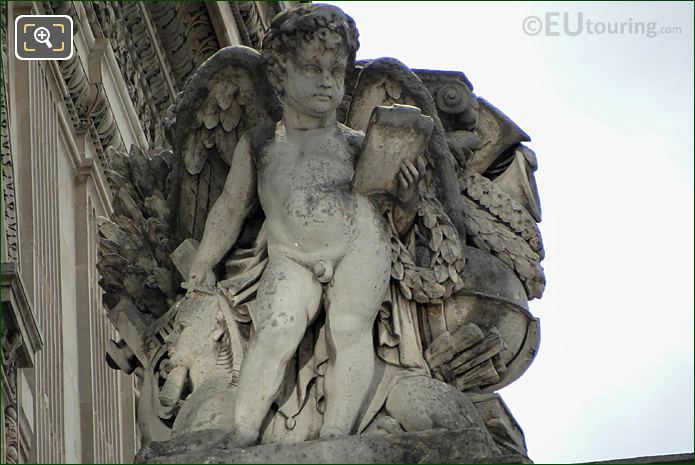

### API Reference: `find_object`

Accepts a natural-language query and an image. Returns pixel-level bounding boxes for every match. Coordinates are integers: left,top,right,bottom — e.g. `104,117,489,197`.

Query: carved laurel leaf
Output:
390,197,466,306
434,264,448,283
459,168,544,259
448,264,459,284
392,260,405,280
429,225,443,251
460,192,545,299
398,279,413,300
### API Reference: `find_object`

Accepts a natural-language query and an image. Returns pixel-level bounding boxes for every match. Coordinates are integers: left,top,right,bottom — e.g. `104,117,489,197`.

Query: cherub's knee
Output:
252,321,305,361
328,317,373,353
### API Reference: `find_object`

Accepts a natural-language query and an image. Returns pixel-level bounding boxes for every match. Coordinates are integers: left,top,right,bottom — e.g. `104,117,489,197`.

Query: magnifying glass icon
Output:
33,27,53,49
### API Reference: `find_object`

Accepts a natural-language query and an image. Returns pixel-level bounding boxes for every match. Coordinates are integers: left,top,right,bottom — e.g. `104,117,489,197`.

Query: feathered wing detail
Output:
98,145,180,318
459,168,545,300
171,46,281,242
346,58,467,305
99,46,280,365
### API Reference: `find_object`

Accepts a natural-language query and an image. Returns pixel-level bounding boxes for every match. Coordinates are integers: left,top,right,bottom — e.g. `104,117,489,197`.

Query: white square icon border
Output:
15,14,74,61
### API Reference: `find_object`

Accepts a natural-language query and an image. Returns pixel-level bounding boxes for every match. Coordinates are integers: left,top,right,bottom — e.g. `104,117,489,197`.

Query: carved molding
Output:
1,1,19,264
43,1,125,159
44,1,256,156
88,1,172,147
147,2,221,90
230,2,262,48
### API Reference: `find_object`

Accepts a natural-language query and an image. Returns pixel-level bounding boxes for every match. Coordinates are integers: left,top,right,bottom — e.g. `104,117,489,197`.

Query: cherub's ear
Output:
268,55,289,96
267,68,286,96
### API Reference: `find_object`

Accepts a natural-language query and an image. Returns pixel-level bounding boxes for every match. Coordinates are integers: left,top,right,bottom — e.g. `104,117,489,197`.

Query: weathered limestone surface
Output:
138,429,531,464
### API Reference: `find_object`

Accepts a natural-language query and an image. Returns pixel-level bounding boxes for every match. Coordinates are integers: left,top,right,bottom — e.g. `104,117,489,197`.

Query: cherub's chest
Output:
257,135,355,189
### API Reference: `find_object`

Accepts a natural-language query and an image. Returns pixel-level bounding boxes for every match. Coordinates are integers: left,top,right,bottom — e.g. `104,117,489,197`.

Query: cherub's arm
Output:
188,134,256,287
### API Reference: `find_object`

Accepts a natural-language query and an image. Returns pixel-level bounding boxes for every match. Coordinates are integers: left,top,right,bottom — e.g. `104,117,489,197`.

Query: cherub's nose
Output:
319,70,332,88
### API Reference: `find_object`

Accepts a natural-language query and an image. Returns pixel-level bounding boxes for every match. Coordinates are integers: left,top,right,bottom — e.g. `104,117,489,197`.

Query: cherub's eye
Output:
332,67,345,77
303,65,321,75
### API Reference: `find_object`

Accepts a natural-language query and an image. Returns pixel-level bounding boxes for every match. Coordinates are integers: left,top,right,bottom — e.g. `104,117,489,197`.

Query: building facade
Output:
1,2,291,462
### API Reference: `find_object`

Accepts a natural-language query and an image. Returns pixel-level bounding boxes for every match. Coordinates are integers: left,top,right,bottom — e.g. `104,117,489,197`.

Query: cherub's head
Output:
261,4,359,118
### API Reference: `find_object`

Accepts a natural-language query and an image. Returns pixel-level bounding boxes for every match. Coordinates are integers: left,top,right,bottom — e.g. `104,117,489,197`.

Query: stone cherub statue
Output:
99,3,546,462
185,5,413,444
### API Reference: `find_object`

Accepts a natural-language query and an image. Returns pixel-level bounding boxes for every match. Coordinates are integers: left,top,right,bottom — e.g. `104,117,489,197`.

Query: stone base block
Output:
137,428,533,464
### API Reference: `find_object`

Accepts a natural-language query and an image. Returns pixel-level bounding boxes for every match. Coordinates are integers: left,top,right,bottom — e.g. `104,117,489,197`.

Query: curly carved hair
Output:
261,4,359,94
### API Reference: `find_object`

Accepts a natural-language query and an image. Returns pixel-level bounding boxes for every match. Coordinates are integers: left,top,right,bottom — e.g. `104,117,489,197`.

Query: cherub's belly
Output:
277,187,356,252
262,186,383,263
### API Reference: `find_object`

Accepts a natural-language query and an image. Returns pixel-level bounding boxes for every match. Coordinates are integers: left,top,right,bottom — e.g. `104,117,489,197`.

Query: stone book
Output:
352,104,434,196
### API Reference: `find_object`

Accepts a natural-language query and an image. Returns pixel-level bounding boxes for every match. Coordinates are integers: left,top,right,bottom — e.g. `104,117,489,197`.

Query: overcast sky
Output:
328,2,694,463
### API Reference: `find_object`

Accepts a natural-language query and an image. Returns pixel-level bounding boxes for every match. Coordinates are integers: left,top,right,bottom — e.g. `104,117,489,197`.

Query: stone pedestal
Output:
136,428,532,464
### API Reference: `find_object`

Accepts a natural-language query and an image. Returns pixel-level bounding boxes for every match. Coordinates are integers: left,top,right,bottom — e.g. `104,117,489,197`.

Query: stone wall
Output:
0,2,288,462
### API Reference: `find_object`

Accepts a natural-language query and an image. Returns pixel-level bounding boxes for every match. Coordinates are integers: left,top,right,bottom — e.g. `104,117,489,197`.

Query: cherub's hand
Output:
396,156,425,206
187,261,217,290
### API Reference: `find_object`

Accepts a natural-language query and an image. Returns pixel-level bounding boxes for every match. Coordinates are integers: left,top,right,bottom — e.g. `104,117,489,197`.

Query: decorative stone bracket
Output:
1,262,42,464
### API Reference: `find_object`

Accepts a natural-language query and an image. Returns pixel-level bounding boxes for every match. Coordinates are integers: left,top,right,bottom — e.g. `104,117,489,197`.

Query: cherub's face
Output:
281,37,347,118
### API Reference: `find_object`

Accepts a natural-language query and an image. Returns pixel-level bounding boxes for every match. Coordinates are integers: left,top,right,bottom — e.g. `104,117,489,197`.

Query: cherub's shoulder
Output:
244,123,277,155
337,123,365,149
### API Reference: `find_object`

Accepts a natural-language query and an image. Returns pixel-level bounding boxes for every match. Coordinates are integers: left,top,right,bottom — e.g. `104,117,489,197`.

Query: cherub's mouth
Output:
314,94,332,101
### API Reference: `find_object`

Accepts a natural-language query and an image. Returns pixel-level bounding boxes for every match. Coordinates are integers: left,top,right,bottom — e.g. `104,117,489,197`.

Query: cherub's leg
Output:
321,231,391,437
233,254,322,445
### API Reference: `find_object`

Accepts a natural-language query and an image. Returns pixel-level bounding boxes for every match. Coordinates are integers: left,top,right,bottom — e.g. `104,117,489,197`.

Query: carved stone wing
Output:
344,58,467,304
345,58,467,240
170,45,281,242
